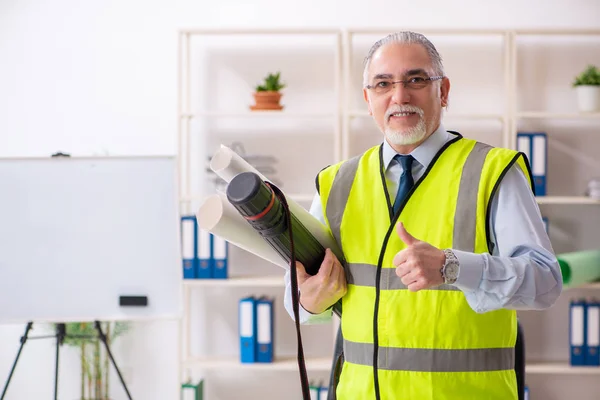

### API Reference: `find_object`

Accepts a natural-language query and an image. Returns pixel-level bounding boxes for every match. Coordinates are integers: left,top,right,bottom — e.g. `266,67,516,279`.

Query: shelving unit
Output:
177,28,342,400
178,27,600,399
511,29,600,399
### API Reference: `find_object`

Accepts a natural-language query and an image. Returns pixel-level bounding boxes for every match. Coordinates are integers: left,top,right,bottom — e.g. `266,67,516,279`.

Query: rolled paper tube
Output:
209,144,345,262
196,193,289,270
557,250,600,288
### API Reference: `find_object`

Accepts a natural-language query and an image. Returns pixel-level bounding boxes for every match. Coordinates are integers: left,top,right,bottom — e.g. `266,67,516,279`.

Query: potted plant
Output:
572,64,600,112
250,71,286,111
57,321,130,400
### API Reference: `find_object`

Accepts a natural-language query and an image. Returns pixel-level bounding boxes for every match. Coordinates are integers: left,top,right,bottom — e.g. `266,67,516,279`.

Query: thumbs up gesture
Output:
393,222,447,291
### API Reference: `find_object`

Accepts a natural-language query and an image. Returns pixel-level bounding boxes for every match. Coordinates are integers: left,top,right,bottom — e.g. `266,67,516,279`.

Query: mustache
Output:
385,105,424,120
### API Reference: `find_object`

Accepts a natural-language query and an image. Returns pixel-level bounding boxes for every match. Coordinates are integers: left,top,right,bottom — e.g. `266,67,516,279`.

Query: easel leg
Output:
94,321,133,400
1,322,33,400
54,323,66,400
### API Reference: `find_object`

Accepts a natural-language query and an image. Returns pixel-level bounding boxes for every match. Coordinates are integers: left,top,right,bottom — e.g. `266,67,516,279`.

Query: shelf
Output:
183,356,332,371
536,196,600,205
183,275,285,288
517,111,600,119
526,362,600,374
565,282,600,290
347,110,504,120
181,111,336,119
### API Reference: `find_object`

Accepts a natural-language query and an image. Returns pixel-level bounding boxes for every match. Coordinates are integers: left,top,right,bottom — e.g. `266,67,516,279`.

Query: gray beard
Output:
384,116,428,146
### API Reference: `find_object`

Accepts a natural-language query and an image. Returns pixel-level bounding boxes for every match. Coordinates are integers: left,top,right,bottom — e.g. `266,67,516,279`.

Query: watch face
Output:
446,263,459,280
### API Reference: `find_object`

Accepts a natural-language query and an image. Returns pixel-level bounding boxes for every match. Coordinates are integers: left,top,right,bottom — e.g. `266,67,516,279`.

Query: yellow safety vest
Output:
317,133,532,400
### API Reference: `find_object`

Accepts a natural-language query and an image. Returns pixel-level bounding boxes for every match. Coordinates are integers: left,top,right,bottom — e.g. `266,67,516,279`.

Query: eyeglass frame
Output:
364,75,445,93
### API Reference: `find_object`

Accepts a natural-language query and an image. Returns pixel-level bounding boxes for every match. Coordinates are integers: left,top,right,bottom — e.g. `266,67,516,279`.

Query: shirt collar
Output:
382,123,450,171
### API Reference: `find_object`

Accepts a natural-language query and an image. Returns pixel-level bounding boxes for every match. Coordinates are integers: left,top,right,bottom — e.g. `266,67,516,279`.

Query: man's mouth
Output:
389,112,417,120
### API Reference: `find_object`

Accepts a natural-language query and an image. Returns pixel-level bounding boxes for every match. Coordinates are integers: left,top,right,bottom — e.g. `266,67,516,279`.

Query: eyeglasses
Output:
365,76,444,94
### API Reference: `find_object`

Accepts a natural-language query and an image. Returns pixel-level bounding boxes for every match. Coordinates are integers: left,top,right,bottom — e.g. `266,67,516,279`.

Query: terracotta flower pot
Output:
250,91,283,111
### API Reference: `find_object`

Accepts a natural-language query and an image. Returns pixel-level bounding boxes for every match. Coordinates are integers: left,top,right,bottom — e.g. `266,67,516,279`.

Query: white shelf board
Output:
565,282,600,290
526,362,600,374
181,111,336,119
183,356,332,371
180,28,340,35
348,110,504,120
517,111,600,119
536,196,600,205
183,275,284,288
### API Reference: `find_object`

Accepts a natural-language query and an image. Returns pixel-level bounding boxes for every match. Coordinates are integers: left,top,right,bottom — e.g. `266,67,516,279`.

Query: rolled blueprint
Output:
227,171,325,275
557,250,600,288
196,191,289,269
208,144,344,262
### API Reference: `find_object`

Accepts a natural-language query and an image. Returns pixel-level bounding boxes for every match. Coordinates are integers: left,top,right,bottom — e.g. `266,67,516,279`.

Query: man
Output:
284,31,562,399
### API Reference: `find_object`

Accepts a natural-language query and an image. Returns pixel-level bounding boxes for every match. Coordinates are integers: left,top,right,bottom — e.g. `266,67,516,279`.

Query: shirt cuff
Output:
298,303,333,324
451,250,484,293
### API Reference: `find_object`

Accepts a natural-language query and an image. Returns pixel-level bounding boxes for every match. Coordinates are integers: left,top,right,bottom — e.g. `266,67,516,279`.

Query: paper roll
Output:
209,145,345,262
558,250,600,288
196,192,289,269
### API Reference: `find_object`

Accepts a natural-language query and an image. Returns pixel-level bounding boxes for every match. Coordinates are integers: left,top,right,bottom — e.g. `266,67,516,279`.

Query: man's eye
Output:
409,77,426,83
375,81,390,88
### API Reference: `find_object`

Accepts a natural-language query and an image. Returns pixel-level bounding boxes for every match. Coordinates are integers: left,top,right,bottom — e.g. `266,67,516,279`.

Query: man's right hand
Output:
296,248,347,314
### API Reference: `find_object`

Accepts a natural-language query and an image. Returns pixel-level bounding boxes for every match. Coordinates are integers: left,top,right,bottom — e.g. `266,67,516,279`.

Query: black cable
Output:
267,182,311,400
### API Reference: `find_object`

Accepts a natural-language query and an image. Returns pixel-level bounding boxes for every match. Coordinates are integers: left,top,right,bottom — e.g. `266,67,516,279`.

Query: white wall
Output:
1,1,600,399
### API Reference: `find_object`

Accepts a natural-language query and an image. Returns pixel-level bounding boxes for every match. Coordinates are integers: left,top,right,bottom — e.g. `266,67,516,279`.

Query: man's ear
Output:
363,88,373,115
440,77,450,107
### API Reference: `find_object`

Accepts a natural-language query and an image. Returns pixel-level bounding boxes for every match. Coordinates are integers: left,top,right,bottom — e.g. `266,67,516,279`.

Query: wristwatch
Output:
441,249,459,285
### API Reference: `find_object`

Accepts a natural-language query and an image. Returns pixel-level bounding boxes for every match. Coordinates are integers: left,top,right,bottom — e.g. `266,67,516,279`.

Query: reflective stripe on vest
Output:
343,339,514,372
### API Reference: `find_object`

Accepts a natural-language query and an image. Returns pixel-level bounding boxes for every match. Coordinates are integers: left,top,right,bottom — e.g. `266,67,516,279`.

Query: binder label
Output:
182,219,194,259
517,136,531,165
572,305,584,346
257,303,272,343
532,135,546,176
213,236,227,259
588,307,599,347
198,230,211,259
240,302,253,337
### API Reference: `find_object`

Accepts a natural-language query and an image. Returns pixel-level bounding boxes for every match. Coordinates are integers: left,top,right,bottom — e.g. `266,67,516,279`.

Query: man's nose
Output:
390,82,411,104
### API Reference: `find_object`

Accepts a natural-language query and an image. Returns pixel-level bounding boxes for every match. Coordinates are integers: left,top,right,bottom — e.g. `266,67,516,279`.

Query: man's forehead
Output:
368,43,433,76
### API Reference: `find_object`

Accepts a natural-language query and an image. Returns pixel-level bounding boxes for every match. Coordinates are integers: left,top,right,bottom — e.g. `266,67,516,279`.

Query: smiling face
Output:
363,43,450,153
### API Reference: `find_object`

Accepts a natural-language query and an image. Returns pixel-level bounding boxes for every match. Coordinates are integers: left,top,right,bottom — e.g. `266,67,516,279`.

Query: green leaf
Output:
573,65,600,86
256,71,285,92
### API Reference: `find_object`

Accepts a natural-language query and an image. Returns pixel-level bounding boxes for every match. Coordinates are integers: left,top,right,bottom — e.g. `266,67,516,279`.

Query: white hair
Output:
363,31,445,86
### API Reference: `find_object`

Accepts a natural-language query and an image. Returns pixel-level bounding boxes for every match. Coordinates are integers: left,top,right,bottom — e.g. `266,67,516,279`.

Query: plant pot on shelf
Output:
575,85,600,112
250,91,283,111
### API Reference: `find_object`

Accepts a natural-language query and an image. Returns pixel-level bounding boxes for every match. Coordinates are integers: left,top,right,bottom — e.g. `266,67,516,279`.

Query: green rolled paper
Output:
557,250,600,288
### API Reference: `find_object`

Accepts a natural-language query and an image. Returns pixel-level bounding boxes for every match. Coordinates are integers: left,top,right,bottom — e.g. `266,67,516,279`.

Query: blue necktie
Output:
392,154,414,214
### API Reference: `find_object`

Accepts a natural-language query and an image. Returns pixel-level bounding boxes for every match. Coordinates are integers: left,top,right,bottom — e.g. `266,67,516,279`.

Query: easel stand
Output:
1,321,133,400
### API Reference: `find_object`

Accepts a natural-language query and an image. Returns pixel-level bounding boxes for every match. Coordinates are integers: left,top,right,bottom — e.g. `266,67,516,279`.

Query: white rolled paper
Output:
196,192,289,269
199,144,344,269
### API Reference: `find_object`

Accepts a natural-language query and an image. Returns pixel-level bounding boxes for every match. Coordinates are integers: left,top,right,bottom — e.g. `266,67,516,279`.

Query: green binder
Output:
181,379,204,400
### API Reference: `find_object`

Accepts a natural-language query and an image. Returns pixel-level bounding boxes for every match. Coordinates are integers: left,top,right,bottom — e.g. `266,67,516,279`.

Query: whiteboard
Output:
0,156,182,324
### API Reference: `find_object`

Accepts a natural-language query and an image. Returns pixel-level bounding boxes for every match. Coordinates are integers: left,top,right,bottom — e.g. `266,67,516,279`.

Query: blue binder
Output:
180,216,196,279
196,225,212,279
256,297,274,363
570,299,587,366
318,386,329,400
309,383,320,400
542,217,549,233
517,132,547,196
239,296,257,363
211,234,228,279
586,300,600,366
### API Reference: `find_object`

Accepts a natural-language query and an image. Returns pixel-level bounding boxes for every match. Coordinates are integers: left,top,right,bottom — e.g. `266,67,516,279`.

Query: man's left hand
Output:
393,222,446,291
